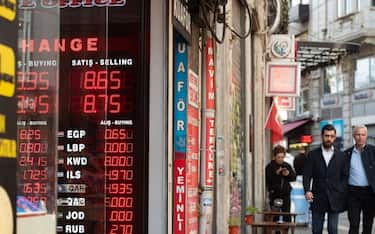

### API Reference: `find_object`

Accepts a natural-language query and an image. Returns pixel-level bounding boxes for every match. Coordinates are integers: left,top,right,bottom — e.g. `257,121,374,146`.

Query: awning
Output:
283,119,311,134
296,41,360,72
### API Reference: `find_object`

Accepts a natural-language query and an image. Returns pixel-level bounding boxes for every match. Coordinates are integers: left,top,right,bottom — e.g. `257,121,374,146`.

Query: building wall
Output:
292,1,375,150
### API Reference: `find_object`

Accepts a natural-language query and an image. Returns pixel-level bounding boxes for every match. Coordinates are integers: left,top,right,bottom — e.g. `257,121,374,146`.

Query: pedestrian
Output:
265,145,296,222
293,149,306,176
345,125,375,234
303,124,348,234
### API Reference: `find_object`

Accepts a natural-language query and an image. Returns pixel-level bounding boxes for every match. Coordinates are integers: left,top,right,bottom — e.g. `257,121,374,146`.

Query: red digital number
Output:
19,143,48,153
19,129,41,140
109,224,133,234
19,156,48,166
104,143,133,153
17,95,49,114
83,94,120,114
104,156,134,167
105,170,134,181
17,71,49,91
105,197,134,208
104,129,134,140
105,183,133,194
83,70,121,90
23,182,47,194
109,210,133,222
23,169,47,180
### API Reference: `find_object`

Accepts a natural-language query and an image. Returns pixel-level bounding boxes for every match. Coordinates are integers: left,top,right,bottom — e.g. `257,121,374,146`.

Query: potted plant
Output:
244,205,258,225
228,216,241,234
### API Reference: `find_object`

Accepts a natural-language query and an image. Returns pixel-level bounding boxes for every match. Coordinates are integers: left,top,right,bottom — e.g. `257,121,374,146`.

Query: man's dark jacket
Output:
344,144,375,193
303,147,349,212
266,160,296,200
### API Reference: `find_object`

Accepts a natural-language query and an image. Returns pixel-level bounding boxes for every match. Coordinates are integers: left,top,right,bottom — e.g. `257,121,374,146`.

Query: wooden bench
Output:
250,221,297,234
249,211,303,234
259,211,302,223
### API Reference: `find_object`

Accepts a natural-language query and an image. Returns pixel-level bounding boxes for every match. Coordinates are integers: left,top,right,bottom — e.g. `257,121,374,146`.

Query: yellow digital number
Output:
0,44,15,97
0,0,16,21
0,114,5,133
0,138,16,158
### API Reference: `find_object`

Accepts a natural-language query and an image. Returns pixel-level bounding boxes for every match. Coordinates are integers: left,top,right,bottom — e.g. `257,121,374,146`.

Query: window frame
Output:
296,87,309,116
323,65,344,95
354,56,375,90
337,0,359,17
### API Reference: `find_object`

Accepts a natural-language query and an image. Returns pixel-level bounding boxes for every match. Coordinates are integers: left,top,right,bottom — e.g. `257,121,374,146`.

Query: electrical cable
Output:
225,0,252,39
268,0,281,34
200,0,226,43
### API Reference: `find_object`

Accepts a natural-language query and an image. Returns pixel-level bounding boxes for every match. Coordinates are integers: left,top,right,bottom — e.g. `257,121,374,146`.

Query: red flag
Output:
265,100,283,143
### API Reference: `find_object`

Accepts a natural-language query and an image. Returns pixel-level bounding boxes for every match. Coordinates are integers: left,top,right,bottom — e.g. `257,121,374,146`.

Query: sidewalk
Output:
295,226,348,234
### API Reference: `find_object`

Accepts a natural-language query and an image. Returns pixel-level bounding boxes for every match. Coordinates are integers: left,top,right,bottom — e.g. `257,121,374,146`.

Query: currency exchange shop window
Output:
16,1,150,234
17,7,60,217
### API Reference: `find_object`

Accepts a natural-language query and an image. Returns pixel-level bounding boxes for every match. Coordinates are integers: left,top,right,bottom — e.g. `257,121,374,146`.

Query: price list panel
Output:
57,10,148,233
16,65,57,213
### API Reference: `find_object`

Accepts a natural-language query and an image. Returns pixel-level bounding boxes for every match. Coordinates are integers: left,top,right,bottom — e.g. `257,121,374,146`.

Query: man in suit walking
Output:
303,124,348,234
345,125,375,234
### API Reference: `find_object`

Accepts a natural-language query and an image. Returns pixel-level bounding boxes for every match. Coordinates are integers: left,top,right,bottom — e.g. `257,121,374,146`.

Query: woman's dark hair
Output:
321,123,336,135
273,145,286,157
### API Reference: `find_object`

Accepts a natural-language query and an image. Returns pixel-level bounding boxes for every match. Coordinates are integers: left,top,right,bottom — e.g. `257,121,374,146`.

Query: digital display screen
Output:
16,1,149,233
56,3,149,233
16,63,57,213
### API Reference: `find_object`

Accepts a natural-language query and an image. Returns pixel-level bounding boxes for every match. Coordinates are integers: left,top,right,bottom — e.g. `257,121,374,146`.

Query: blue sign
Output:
174,34,188,153
320,119,344,149
319,119,344,138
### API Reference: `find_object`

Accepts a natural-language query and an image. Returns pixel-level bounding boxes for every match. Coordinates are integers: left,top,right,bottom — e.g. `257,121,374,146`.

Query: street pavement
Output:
294,212,350,234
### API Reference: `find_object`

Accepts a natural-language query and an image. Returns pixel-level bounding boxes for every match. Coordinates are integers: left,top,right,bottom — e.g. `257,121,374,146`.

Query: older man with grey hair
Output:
345,125,375,234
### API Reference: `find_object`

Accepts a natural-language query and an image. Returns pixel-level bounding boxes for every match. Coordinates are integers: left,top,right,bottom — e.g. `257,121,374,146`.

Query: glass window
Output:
296,88,309,116
291,0,309,6
324,66,343,94
337,0,359,17
16,2,150,233
355,56,375,90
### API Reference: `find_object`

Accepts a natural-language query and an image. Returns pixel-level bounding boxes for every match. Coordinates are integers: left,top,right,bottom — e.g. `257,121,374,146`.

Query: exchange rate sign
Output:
16,62,58,213
57,2,149,234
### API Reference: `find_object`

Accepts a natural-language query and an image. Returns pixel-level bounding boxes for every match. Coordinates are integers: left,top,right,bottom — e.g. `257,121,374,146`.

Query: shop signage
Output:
203,38,215,188
19,0,126,9
173,35,188,234
300,135,312,144
266,62,301,97
186,70,199,234
321,95,340,107
173,0,191,42
269,34,294,60
275,96,295,111
352,89,374,102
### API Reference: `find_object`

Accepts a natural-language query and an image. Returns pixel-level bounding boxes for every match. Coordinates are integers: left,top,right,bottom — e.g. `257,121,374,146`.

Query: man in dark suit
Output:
345,125,375,234
303,124,348,234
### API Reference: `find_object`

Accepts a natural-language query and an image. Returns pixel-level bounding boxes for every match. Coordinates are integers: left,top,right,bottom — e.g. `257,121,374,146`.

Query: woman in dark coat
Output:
265,145,296,222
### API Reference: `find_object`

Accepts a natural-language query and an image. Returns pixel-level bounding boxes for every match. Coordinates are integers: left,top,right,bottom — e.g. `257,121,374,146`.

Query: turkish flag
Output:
265,100,283,144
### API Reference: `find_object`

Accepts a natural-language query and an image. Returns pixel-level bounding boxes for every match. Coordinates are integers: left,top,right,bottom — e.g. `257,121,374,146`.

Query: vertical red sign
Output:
174,157,186,233
186,70,200,233
206,39,215,110
204,38,215,187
